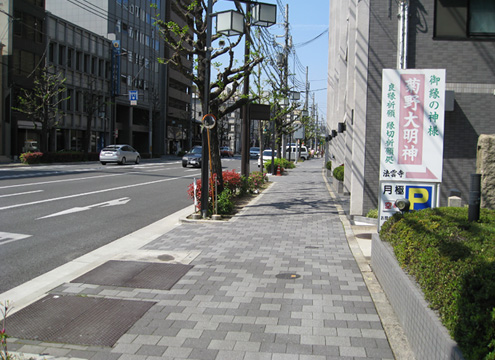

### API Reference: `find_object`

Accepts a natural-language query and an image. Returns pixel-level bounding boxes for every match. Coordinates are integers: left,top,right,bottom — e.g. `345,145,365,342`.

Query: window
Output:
67,89,74,111
75,91,81,112
76,51,82,71
68,48,74,68
435,0,495,38
99,59,104,77
59,45,66,65
470,0,495,35
49,43,55,63
84,54,90,73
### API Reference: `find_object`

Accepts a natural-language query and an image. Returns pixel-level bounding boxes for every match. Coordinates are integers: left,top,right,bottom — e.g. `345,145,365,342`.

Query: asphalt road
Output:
0,156,258,293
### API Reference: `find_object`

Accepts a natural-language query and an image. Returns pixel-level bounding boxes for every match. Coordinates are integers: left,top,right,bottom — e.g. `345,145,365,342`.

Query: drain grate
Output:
6,295,154,347
305,246,320,249
71,260,193,290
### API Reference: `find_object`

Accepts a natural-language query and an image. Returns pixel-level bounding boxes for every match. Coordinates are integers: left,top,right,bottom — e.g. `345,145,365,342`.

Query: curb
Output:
321,168,415,360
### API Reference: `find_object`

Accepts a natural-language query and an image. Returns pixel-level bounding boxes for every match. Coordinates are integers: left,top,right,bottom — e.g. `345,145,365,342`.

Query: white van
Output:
285,145,309,160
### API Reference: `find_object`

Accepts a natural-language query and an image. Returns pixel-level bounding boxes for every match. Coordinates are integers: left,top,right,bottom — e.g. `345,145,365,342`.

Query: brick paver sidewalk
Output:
10,159,394,360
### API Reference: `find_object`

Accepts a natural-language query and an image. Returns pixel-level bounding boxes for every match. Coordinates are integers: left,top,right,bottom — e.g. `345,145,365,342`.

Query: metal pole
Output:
201,0,213,218
241,12,251,178
468,174,481,222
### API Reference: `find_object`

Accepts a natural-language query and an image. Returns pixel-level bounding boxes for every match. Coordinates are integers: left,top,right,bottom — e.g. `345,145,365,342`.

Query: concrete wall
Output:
371,235,465,360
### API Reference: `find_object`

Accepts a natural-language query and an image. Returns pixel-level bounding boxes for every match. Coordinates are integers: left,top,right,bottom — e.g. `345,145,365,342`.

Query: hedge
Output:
380,207,495,360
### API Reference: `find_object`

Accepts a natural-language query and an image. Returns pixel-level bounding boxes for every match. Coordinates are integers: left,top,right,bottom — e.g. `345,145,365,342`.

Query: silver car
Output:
99,144,140,165
182,146,202,167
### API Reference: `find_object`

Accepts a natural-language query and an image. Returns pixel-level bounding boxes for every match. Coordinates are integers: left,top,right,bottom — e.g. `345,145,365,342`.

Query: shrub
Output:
325,160,332,171
380,207,495,360
216,189,235,215
366,208,378,218
222,169,242,192
264,157,295,173
241,171,268,194
19,152,43,164
333,164,344,181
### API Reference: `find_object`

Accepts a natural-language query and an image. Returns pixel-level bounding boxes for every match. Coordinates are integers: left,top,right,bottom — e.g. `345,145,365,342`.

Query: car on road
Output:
249,147,260,159
258,149,277,167
220,146,234,157
182,146,202,167
99,144,140,165
285,145,309,161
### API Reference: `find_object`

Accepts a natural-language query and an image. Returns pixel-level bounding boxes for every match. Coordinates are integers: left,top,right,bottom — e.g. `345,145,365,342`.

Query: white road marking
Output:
38,197,131,219
0,174,194,211
0,173,124,189
0,232,32,246
0,190,43,198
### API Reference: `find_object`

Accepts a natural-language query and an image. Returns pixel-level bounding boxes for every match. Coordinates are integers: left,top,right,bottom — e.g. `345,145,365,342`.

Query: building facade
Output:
2,0,46,157
327,0,495,216
1,0,193,157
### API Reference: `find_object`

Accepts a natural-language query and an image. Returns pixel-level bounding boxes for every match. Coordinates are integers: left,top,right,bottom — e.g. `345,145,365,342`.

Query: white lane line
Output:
0,174,194,211
0,173,124,190
0,165,185,188
0,190,43,198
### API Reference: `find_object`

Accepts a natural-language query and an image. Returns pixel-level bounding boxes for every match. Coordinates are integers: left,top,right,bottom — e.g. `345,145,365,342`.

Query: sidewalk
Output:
5,159,412,360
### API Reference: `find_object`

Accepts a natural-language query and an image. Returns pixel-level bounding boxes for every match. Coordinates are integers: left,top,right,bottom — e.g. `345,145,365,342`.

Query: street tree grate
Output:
71,260,193,290
6,295,154,347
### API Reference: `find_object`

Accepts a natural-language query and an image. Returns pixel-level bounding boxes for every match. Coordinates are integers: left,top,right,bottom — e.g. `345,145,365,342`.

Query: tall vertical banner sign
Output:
378,69,446,228
111,40,121,97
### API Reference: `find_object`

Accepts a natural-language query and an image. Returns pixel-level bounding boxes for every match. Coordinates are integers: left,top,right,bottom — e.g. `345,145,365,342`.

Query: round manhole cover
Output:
276,273,301,280
158,254,175,261
355,233,373,240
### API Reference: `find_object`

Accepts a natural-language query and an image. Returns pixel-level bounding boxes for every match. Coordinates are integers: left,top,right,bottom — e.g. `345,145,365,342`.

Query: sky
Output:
214,0,329,124
279,0,329,123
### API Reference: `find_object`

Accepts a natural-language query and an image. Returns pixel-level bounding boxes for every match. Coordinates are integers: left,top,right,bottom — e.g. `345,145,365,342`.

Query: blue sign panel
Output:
405,185,434,211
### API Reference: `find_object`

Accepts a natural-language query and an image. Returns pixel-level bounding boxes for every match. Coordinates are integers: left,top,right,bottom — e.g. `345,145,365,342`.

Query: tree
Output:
82,79,107,159
14,66,69,153
155,0,263,189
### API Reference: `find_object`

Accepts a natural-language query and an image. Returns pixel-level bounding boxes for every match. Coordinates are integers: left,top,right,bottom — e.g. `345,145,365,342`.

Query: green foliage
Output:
216,189,235,215
19,152,43,164
366,208,378,218
20,151,99,164
325,161,332,171
380,207,495,360
264,157,295,173
333,164,344,181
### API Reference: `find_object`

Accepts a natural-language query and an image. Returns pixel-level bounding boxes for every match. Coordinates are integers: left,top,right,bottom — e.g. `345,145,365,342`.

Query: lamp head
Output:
395,199,410,213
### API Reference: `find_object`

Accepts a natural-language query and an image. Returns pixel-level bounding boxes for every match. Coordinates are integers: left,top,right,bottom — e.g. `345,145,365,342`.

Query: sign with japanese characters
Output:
380,69,446,182
378,181,438,228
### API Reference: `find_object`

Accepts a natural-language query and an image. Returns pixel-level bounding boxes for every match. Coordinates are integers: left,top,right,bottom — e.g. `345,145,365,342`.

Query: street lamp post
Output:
201,0,276,218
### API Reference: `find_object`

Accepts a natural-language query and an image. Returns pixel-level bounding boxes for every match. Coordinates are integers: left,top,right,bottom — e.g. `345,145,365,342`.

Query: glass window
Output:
68,48,74,68
435,0,495,38
59,45,66,65
469,0,495,35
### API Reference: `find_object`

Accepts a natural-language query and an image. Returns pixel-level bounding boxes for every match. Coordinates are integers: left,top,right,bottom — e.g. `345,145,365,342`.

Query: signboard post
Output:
378,69,446,228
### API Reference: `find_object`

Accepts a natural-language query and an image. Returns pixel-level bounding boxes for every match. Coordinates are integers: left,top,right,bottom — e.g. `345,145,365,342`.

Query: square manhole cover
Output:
71,260,193,290
6,295,154,347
